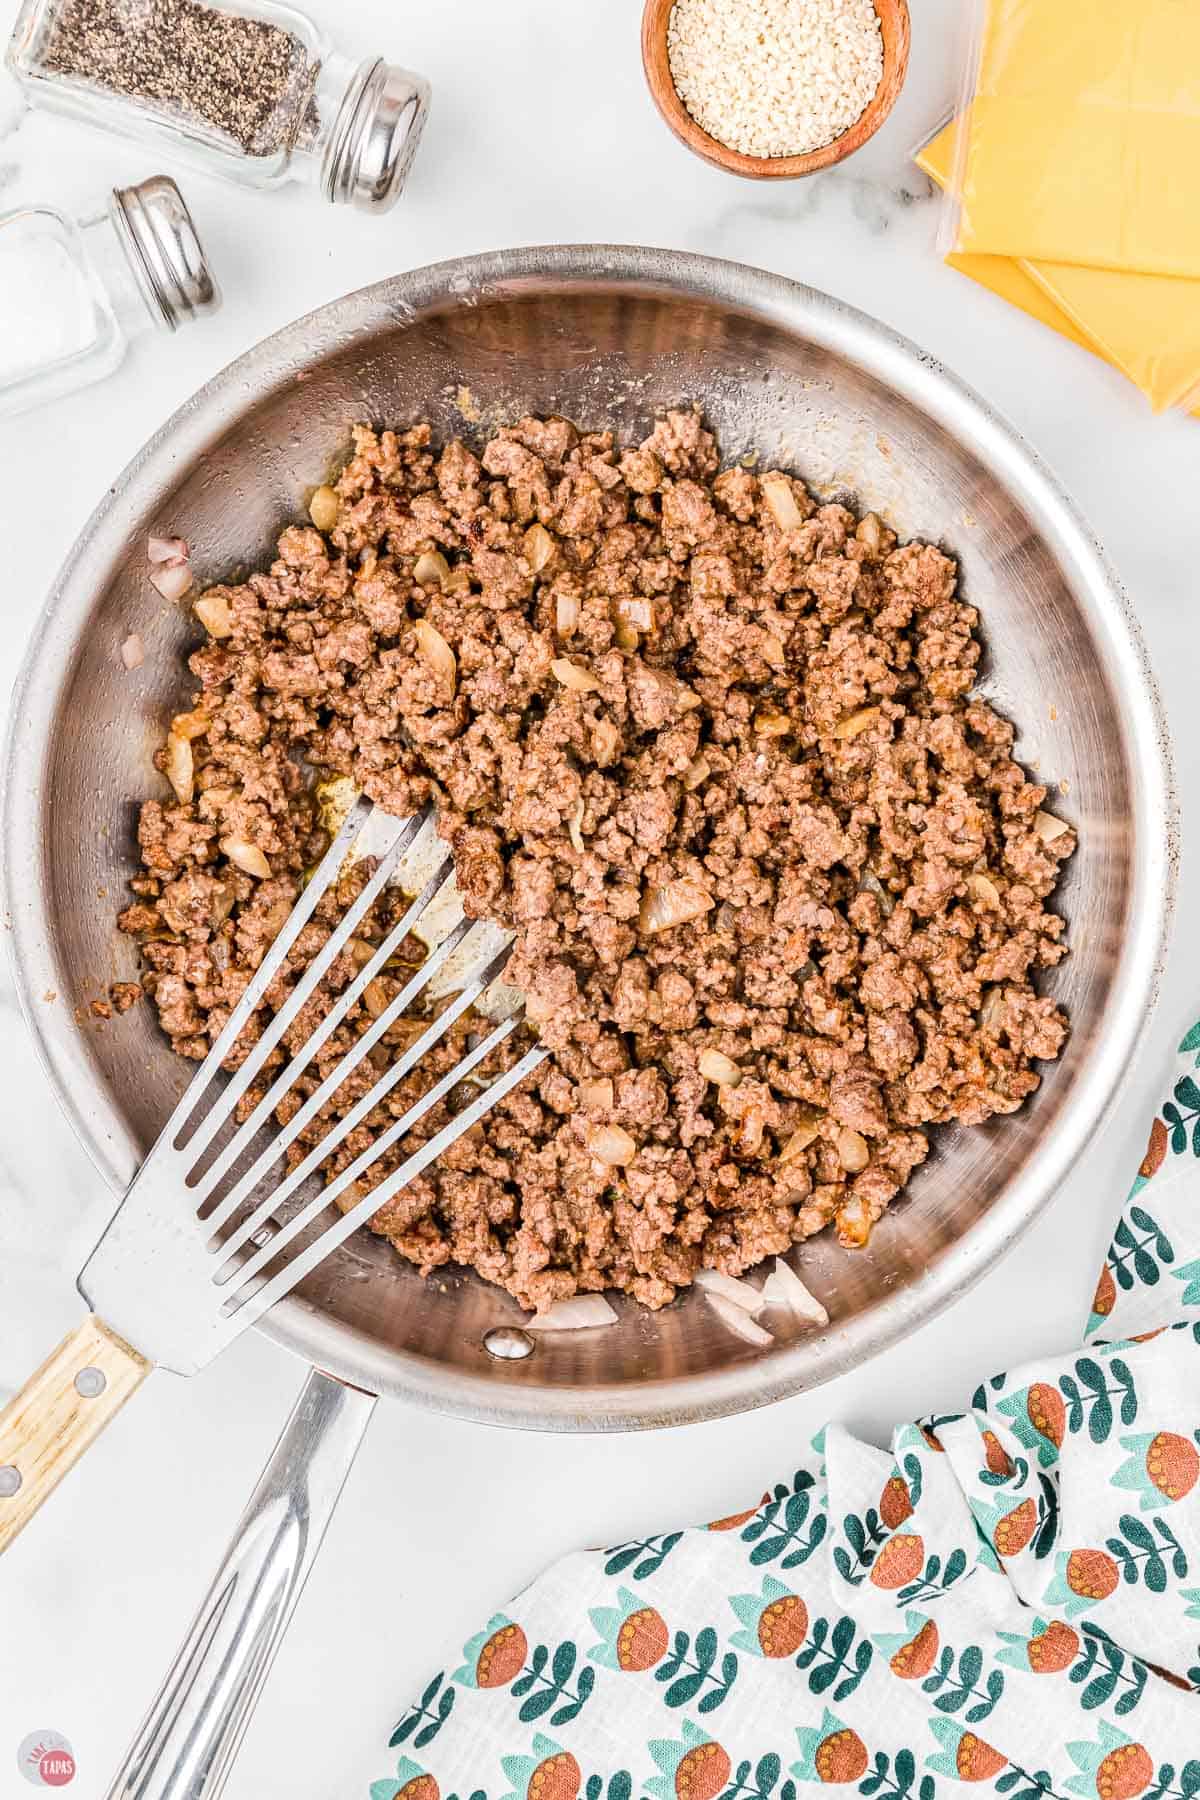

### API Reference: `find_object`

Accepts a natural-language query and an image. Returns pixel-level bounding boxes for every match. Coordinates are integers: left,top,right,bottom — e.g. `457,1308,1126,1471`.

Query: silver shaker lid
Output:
323,58,430,211
110,176,220,331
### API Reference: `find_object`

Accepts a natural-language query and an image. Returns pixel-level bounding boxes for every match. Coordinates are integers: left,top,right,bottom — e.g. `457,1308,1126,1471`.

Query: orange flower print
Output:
879,1474,913,1528
587,1587,668,1672
992,1497,1038,1558
500,1736,581,1800
728,1576,808,1657
927,1719,1006,1783
645,1722,730,1800
1113,1430,1200,1508
370,1758,439,1800
1139,1117,1168,1180
1026,1383,1066,1450
793,1710,869,1784
707,1494,768,1531
1065,1723,1155,1800
1090,1264,1117,1323
871,1609,938,1679
453,1613,528,1690
869,1533,924,1589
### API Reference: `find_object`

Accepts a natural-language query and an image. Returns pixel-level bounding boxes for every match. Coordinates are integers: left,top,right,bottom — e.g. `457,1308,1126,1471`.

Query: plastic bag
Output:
940,0,1200,281
920,114,1200,415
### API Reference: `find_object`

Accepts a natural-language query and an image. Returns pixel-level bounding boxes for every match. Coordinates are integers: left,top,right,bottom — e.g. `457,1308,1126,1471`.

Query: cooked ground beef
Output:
117,409,1074,1312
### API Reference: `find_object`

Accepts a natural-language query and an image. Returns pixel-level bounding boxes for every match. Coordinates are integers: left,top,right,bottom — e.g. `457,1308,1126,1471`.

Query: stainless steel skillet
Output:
0,246,1173,1795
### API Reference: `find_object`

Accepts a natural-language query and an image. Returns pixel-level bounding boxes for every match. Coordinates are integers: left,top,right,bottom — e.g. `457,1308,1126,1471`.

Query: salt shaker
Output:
6,0,430,212
0,175,219,419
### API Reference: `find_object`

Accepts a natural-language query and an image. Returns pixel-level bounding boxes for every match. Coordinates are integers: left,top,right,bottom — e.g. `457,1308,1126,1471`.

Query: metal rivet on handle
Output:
482,1327,534,1361
75,1367,107,1398
0,1465,21,1497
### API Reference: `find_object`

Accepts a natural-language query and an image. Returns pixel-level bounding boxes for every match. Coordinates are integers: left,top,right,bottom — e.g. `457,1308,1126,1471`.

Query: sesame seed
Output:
667,0,884,159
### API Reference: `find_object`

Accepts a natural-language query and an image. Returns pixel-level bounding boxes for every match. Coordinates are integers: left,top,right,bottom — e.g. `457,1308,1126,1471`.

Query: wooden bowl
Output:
641,0,911,178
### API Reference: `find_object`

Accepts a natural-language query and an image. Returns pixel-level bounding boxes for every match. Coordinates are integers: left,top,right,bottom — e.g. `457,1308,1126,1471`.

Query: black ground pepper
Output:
38,0,319,156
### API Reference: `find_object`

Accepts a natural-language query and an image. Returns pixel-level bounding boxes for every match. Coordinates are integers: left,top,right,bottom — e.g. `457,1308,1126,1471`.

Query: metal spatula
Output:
0,796,546,1552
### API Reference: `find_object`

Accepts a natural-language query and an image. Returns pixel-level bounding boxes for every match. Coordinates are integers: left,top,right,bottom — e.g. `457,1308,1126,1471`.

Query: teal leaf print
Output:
585,1775,633,1800
654,1625,738,1712
741,1477,829,1570
389,1672,456,1749
794,1614,873,1700
1057,1357,1136,1444
603,1531,683,1580
1109,1208,1176,1291
1178,1020,1200,1053
510,1639,596,1726
859,1749,935,1800
920,1640,1004,1722
896,1546,974,1605
1069,1623,1148,1715
721,1752,796,1800
833,1507,888,1584
1105,1513,1188,1591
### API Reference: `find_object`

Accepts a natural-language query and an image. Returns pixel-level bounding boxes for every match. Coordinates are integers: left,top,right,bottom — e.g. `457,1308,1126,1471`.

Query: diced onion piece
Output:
614,595,652,631
837,1128,870,1173
163,731,193,804
762,1257,830,1326
779,1115,822,1161
833,706,880,740
412,619,457,696
676,686,702,712
555,590,580,634
194,591,232,638
857,869,894,917
170,706,211,741
698,1047,742,1087
220,835,271,879
639,879,714,936
524,522,555,574
525,1294,618,1332
682,754,710,792
443,566,474,598
760,471,804,532
968,872,1001,909
567,798,586,855
347,937,376,969
551,657,599,692
836,1196,872,1248
149,559,194,602
754,708,791,738
856,512,884,553
1034,810,1071,844
613,621,640,652
578,1078,614,1112
980,987,1007,1034
413,550,450,590
737,1104,765,1154
705,1291,774,1348
592,718,620,763
308,485,339,533
695,1267,766,1315
120,632,144,670
760,633,786,669
148,534,188,564
585,1123,636,1166
363,977,391,1018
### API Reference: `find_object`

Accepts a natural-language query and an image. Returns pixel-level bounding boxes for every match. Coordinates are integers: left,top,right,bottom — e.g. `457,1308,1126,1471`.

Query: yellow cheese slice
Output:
951,0,1200,278
919,120,1200,415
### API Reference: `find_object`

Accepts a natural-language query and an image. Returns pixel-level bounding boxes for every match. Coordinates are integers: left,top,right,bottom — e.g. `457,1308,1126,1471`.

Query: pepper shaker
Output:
0,175,219,419
5,0,430,211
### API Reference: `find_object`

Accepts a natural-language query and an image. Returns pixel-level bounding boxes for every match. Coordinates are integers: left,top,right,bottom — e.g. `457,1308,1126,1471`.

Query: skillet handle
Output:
106,1365,375,1800
0,1314,152,1553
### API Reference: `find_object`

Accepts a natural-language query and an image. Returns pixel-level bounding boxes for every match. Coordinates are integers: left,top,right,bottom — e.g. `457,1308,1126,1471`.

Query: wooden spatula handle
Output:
0,1314,151,1553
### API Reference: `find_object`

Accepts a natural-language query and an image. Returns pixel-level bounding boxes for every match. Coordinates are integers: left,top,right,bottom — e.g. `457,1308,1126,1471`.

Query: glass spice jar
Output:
0,175,219,419
5,0,430,211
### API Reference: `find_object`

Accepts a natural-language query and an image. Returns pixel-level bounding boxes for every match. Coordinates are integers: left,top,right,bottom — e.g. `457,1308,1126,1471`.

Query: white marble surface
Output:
0,0,1197,1792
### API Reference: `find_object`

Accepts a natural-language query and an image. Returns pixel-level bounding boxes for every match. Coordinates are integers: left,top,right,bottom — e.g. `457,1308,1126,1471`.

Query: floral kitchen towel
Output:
364,1024,1200,1799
